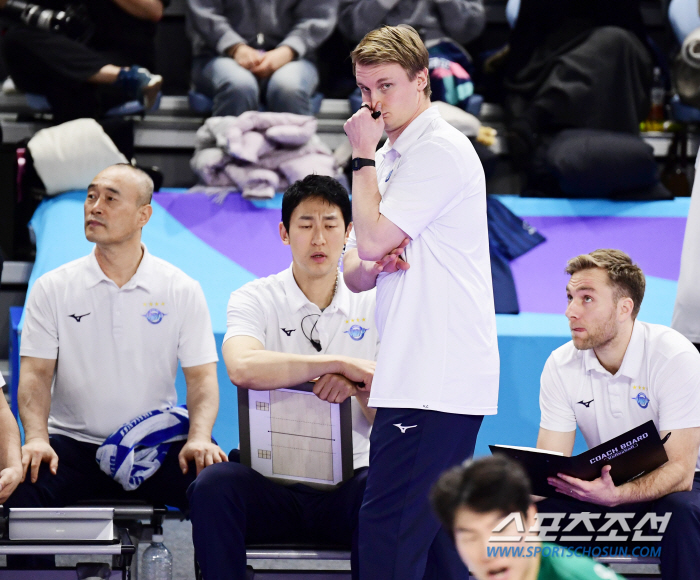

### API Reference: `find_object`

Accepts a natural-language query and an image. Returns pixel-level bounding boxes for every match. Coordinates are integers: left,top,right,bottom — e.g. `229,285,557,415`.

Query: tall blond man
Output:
343,25,500,580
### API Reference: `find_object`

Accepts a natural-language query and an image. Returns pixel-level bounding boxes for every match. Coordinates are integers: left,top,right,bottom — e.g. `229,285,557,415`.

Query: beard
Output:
571,310,618,350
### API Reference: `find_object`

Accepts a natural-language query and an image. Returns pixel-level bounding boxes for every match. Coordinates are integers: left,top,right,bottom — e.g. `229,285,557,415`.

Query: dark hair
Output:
430,456,532,536
282,175,351,232
565,249,645,319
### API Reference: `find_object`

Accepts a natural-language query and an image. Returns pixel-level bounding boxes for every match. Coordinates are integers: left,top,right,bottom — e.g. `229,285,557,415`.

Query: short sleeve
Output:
539,355,577,432
345,228,357,252
177,280,219,368
20,277,59,360
655,350,700,432
0,371,5,389
379,139,465,240
223,285,267,346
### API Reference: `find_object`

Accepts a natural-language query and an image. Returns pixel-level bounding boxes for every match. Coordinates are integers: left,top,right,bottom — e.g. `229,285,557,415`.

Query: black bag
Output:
524,129,672,200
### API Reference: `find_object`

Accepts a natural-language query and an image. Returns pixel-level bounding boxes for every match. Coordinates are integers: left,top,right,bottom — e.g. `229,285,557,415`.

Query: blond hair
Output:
351,25,431,98
566,249,646,319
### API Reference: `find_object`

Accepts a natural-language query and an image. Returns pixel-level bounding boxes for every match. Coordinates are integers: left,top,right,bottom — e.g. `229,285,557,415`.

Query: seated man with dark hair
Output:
188,174,378,580
431,455,624,580
1,0,164,122
536,249,700,580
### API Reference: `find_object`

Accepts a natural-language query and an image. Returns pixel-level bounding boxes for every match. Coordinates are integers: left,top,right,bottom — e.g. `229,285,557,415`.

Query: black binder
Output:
490,420,669,497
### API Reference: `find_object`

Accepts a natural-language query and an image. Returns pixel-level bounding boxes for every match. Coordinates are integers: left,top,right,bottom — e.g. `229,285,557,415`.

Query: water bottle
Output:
141,529,173,580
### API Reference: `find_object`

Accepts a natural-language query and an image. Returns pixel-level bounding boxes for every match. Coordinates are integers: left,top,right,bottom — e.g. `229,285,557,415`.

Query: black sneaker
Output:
116,66,163,111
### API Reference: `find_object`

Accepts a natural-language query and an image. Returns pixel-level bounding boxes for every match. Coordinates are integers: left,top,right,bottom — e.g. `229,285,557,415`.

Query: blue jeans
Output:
192,56,319,116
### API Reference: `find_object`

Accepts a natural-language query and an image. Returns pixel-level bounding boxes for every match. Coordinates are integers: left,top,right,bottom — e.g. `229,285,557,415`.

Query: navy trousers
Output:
538,472,700,580
357,408,483,580
188,454,368,580
5,434,195,510
4,434,195,569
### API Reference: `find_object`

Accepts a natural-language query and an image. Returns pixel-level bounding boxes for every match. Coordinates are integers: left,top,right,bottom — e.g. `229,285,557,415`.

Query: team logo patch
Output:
632,392,650,409
143,308,167,325
344,325,368,341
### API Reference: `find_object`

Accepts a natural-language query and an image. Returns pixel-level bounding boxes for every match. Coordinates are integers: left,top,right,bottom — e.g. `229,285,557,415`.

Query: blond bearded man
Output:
536,249,700,580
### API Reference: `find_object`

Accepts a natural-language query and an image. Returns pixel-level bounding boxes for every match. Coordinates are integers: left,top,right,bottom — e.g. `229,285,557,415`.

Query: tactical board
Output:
238,383,354,489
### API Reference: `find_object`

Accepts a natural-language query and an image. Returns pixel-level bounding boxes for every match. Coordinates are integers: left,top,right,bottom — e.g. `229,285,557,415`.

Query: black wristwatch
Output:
351,158,376,171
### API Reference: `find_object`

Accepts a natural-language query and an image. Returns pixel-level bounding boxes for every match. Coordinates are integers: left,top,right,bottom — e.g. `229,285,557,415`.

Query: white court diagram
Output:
269,390,333,481
247,388,344,485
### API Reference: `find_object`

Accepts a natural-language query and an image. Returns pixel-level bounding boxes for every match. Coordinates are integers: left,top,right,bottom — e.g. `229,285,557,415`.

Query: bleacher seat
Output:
187,90,325,116
24,93,162,117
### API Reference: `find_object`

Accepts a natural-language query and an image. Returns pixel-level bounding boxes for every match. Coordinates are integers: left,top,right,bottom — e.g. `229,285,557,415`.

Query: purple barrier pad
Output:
155,192,291,278
512,216,686,315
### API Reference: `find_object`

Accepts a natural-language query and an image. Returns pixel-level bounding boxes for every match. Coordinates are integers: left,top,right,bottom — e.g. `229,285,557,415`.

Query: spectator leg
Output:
654,473,700,580
525,26,653,134
2,27,114,122
265,60,319,116
187,460,305,580
357,409,482,580
192,56,259,117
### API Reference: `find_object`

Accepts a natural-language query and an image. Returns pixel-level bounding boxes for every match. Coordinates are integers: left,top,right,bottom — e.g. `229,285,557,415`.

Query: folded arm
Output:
223,335,375,400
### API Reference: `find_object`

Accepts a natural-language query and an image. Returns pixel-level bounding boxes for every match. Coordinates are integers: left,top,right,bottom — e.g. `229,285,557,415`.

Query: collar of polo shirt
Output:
582,320,645,379
84,244,154,292
280,265,351,316
381,105,440,158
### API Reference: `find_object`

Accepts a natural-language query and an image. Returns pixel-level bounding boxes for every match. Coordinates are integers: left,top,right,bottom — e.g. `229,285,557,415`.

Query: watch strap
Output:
352,157,376,171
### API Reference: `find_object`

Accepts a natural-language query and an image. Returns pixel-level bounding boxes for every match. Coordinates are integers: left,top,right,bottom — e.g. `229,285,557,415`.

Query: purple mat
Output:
512,216,686,314
155,193,686,316
156,192,291,278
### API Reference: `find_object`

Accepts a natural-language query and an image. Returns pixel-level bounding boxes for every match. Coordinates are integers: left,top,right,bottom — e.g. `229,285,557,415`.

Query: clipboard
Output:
238,382,355,490
490,420,669,497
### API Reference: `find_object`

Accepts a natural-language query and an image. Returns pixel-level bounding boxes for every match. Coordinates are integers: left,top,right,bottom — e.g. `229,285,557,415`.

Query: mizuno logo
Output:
577,399,594,408
281,328,296,336
394,423,417,434
69,313,91,322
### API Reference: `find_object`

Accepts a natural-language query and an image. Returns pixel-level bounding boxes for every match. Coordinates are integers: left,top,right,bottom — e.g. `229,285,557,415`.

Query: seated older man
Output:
7,164,226,515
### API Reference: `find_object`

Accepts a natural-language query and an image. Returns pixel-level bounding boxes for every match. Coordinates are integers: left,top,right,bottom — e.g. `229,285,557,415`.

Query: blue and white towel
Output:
96,406,190,491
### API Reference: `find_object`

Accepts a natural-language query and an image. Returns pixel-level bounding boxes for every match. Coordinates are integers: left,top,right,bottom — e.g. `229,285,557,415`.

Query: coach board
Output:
238,383,354,490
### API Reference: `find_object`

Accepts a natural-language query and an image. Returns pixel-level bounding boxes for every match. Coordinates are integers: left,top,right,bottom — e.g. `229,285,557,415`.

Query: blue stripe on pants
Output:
358,408,483,580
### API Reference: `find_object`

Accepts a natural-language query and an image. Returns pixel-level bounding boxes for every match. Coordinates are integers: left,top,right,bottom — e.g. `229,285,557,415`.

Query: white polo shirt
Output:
347,104,499,415
223,265,378,469
540,320,700,469
21,245,218,445
0,371,4,389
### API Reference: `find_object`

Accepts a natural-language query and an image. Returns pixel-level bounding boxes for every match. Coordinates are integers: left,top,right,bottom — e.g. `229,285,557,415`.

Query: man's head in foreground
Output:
565,249,645,351
431,456,537,580
280,175,352,280
85,164,154,246
351,24,431,134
